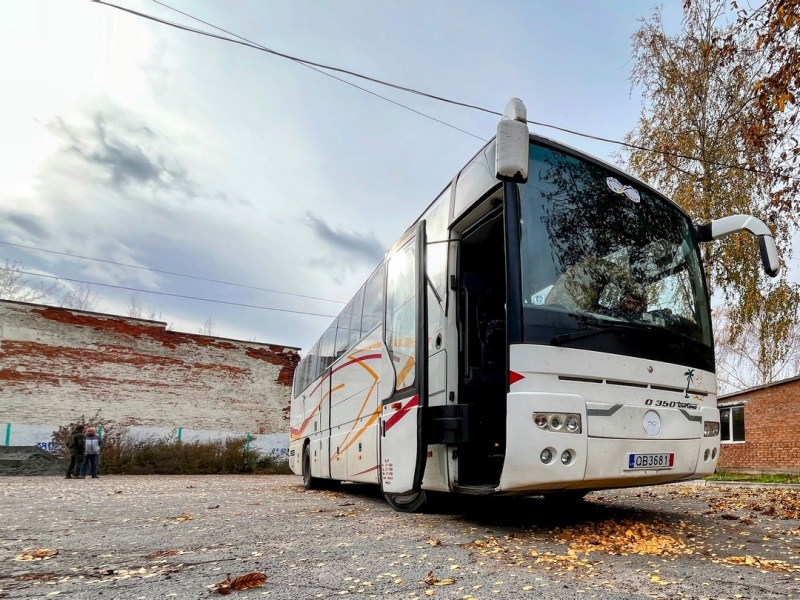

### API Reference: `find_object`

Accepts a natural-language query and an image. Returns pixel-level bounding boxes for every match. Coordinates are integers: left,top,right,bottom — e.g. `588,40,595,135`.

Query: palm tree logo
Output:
683,369,695,398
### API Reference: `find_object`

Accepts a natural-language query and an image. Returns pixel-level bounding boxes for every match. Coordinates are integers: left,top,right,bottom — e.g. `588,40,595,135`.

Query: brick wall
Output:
717,378,800,474
0,300,299,435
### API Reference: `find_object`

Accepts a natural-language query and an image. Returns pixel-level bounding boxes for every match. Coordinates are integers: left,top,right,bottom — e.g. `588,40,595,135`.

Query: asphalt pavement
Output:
1,475,799,599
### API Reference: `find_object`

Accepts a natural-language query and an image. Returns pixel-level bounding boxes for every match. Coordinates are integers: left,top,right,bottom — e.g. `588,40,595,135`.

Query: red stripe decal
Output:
384,395,419,433
350,464,379,477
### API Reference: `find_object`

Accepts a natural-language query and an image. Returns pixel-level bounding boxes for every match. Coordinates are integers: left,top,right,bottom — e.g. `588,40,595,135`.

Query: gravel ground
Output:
1,475,799,599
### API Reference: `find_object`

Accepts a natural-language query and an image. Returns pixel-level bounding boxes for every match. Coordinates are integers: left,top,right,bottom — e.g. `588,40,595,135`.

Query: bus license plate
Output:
627,453,674,470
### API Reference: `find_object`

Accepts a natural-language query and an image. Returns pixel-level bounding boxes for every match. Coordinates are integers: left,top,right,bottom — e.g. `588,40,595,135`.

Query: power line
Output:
0,240,347,304
153,0,489,142
92,0,796,180
14,269,338,318
95,0,484,141
154,0,485,141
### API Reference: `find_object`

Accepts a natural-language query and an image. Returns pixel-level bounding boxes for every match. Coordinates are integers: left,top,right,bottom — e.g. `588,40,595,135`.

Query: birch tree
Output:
620,0,800,383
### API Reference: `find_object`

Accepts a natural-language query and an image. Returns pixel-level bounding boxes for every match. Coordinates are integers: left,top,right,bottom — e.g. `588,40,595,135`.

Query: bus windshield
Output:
517,142,713,370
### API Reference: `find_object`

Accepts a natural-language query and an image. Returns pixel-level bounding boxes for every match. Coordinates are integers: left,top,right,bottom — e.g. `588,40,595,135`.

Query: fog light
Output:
712,447,717,460
540,448,553,464
549,415,564,430
534,413,548,429
565,414,581,433
561,450,572,465
704,449,710,461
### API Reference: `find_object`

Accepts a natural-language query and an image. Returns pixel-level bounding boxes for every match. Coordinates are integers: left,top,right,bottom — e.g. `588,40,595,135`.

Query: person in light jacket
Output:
79,427,102,479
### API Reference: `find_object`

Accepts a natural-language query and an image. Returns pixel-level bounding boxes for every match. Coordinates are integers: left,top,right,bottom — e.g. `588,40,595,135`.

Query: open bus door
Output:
379,221,428,510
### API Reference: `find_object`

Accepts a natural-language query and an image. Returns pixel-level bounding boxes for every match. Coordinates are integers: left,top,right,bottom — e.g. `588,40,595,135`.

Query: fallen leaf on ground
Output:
212,572,268,594
15,549,59,561
422,571,455,586
715,555,800,572
177,514,193,522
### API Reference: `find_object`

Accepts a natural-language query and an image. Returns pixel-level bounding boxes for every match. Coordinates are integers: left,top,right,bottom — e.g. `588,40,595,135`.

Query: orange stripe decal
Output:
289,383,345,440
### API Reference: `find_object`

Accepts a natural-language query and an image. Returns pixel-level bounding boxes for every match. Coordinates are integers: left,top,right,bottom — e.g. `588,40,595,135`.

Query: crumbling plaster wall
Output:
0,301,299,434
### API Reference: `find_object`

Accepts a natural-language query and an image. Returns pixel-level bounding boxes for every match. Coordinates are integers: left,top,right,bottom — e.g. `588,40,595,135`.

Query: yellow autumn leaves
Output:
554,519,692,557
14,548,59,561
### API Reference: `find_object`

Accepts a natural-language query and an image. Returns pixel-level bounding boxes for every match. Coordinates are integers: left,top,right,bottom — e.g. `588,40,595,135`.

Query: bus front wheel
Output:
383,490,427,513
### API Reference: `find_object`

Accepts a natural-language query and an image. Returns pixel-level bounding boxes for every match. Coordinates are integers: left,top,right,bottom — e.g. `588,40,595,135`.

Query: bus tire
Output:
384,490,427,513
302,445,318,490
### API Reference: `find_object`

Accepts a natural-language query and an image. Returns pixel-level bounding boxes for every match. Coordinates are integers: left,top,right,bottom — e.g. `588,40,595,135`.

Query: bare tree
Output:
198,318,215,336
60,282,100,312
126,294,143,318
127,294,166,322
0,260,61,304
714,306,800,393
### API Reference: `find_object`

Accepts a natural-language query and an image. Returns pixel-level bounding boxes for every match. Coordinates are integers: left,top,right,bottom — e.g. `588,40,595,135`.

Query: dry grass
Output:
52,414,290,475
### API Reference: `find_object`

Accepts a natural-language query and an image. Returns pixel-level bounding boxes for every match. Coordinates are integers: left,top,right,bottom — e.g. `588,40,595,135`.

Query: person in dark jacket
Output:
65,425,85,479
79,427,102,479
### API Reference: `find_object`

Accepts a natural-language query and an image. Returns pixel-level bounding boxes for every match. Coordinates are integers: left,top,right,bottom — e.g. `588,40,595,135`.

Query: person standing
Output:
79,427,102,479
65,425,85,479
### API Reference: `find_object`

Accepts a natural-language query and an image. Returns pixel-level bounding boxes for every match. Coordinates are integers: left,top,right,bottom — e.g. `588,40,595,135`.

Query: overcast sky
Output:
0,0,692,352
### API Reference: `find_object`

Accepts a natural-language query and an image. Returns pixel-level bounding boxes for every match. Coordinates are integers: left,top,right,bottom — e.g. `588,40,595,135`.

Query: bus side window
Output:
347,287,365,349
293,356,305,397
319,321,337,372
361,263,385,336
306,341,321,387
334,287,364,358
424,186,451,300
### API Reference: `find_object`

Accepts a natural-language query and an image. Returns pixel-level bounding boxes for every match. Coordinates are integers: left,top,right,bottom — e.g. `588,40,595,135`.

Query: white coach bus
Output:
288,99,780,512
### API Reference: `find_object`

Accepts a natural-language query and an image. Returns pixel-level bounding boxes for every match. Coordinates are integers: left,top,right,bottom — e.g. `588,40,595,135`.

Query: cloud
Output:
306,214,385,266
47,112,197,199
6,213,48,240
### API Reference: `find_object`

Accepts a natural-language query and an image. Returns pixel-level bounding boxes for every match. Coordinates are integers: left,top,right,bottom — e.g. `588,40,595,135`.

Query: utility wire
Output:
0,240,347,304
155,1,485,141
95,0,484,141
93,0,795,180
14,269,338,318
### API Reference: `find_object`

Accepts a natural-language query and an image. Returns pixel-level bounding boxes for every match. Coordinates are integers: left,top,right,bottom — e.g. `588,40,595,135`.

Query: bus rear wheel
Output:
302,446,318,490
383,490,427,513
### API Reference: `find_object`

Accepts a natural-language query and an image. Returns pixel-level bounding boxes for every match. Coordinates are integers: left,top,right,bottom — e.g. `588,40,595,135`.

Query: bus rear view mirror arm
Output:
695,215,780,277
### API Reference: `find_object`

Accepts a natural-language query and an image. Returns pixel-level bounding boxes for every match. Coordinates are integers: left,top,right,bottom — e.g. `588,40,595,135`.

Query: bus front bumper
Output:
497,392,720,493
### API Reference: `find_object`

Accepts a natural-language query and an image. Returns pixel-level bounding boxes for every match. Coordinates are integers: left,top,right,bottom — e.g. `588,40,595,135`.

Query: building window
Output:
720,405,745,442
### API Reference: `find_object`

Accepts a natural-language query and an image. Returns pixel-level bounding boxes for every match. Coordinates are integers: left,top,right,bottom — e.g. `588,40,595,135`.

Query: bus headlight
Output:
703,421,720,437
532,413,582,434
540,448,553,464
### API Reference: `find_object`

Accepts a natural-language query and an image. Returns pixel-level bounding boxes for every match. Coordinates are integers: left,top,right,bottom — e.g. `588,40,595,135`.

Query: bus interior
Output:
455,195,508,488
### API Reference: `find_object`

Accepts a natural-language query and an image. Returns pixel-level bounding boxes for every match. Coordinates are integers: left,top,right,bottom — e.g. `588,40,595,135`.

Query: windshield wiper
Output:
551,315,660,347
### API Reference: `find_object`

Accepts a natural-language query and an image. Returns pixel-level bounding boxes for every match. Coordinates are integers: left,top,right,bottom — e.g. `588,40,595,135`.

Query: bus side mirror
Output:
495,98,529,183
695,214,780,277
